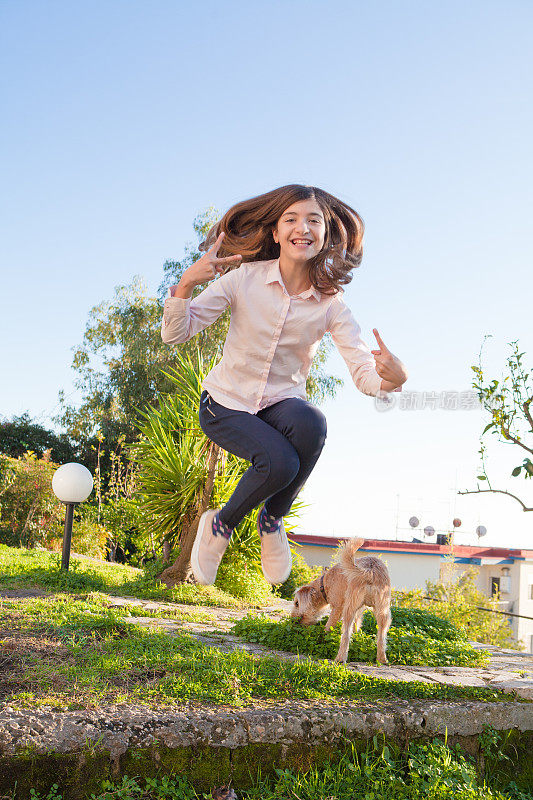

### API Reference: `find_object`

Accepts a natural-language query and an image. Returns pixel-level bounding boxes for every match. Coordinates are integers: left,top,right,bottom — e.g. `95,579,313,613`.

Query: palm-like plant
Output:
126,346,306,587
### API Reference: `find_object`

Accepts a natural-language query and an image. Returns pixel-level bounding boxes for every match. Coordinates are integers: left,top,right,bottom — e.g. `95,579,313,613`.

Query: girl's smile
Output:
291,239,313,249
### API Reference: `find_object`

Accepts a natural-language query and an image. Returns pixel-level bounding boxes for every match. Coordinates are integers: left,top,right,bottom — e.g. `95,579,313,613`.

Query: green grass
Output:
231,613,492,668
362,607,463,641
0,595,516,710
28,735,533,799
0,544,253,609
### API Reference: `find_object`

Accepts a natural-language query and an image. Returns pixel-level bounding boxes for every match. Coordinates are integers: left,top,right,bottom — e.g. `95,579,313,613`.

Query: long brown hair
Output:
198,184,365,296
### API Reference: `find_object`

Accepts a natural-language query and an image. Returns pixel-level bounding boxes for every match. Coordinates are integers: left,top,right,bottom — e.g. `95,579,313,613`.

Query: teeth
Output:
292,240,311,244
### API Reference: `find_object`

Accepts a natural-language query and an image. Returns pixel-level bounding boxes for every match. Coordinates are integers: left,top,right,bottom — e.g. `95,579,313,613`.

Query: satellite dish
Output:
424,526,435,537
476,525,487,538
409,516,420,528
453,518,462,528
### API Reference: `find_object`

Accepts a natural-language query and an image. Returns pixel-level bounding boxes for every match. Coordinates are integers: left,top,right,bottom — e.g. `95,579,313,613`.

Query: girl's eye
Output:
284,219,321,223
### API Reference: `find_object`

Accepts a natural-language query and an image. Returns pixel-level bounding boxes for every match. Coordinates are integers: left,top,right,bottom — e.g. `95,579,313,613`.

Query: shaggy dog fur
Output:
290,537,392,664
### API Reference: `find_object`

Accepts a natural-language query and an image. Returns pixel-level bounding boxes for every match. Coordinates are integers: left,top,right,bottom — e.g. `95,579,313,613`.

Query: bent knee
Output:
253,444,300,484
297,405,327,450
277,448,300,483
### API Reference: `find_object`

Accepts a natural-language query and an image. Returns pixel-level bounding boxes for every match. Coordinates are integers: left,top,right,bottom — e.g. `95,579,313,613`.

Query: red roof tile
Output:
287,533,533,559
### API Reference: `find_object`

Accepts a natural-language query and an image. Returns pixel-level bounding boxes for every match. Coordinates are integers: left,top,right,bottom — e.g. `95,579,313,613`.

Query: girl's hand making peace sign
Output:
371,328,408,391
170,232,242,296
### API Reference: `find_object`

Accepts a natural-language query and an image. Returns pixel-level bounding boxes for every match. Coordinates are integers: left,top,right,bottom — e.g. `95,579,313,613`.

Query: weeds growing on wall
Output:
27,733,533,799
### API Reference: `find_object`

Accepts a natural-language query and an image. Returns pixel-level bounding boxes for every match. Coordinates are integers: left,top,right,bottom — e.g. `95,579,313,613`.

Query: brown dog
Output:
291,537,392,664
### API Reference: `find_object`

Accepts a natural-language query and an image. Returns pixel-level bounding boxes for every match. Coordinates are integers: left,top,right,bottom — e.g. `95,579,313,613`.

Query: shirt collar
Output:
265,258,322,302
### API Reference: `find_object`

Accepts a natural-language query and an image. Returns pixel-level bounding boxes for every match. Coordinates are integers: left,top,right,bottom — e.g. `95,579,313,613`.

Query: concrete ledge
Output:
1,699,532,759
1,701,532,798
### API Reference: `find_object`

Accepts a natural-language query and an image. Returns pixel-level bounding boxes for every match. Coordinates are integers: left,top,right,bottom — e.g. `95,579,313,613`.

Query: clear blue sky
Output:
1,1,532,548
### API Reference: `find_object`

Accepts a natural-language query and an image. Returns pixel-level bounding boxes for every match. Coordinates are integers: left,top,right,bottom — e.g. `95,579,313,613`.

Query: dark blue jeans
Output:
199,390,328,529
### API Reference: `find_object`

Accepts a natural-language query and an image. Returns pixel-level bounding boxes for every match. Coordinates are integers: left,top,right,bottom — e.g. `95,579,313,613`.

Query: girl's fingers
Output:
216,254,243,265
372,328,389,353
208,231,225,255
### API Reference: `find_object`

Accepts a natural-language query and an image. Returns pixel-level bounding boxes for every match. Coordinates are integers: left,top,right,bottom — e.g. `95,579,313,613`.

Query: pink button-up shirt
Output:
161,257,385,414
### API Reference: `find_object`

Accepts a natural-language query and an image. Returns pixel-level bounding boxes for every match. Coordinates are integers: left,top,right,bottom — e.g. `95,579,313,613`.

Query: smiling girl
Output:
161,184,407,587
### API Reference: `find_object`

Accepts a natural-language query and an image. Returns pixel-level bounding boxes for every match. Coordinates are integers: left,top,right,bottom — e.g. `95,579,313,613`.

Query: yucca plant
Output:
126,346,307,589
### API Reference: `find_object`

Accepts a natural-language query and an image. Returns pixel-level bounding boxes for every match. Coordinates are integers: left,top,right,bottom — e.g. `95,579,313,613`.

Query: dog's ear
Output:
295,585,312,601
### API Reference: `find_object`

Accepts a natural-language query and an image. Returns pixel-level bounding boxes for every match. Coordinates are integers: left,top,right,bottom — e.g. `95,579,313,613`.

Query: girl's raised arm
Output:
326,296,384,397
161,233,243,345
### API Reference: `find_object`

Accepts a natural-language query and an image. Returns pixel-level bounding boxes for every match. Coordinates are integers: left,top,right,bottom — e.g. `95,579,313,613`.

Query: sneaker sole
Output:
257,517,292,585
191,509,218,585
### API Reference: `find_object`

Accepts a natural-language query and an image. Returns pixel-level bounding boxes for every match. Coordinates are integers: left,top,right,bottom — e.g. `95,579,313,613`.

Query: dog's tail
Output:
339,537,367,571
339,537,385,580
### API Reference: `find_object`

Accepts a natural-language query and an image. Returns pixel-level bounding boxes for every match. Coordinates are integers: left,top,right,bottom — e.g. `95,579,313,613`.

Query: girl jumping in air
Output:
161,184,408,587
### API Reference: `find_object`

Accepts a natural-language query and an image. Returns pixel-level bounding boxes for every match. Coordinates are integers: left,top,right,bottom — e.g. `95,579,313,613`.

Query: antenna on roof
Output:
476,525,487,543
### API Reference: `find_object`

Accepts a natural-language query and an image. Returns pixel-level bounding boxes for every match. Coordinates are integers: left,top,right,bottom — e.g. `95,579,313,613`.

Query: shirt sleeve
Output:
326,295,384,397
161,267,242,345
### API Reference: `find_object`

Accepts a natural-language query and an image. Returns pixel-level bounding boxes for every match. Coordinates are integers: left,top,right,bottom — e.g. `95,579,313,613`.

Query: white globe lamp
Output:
52,463,94,570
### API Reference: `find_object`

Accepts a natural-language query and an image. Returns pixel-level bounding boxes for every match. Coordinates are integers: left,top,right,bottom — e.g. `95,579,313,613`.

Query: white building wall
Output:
378,552,442,591
515,563,533,651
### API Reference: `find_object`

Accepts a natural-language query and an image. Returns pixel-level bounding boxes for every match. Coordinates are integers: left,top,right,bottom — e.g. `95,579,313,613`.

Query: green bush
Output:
231,611,490,667
0,452,65,548
394,566,521,650
215,549,273,604
361,607,462,642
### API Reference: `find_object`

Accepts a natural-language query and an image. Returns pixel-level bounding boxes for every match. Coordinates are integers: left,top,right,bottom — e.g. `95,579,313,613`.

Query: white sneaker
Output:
190,509,230,585
257,506,292,585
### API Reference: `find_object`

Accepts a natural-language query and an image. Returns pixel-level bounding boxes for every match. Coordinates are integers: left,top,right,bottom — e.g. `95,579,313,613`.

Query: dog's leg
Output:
375,607,392,665
334,618,354,664
354,606,365,631
324,607,341,632
334,608,359,664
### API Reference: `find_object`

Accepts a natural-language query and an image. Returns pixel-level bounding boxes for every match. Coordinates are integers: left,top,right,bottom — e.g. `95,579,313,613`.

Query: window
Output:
490,577,500,597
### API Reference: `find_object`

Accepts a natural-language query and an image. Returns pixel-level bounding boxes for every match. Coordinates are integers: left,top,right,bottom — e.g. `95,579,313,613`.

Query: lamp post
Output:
52,463,94,570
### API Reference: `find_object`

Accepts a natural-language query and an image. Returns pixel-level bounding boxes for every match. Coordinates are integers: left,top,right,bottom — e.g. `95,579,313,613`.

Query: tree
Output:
458,336,533,512
0,412,76,463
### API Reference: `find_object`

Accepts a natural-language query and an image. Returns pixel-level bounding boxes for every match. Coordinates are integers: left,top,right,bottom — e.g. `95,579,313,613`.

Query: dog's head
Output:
291,583,326,625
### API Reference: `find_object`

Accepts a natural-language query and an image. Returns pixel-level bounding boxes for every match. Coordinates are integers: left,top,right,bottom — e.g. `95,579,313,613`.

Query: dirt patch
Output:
0,631,74,701
0,589,52,599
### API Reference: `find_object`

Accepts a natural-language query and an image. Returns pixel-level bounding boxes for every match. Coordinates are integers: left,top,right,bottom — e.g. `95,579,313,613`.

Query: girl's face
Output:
273,198,326,262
